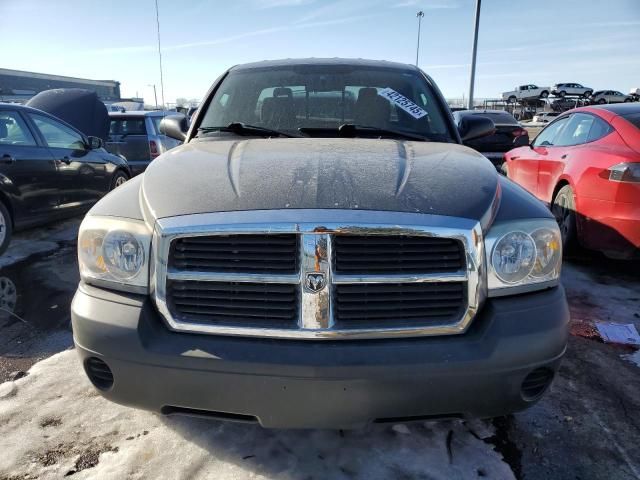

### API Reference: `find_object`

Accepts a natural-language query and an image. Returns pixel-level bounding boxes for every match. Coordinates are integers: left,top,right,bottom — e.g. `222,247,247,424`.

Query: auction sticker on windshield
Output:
378,88,428,119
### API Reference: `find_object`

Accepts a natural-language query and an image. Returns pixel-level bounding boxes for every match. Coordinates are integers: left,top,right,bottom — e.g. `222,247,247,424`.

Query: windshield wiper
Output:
299,124,429,142
198,122,300,138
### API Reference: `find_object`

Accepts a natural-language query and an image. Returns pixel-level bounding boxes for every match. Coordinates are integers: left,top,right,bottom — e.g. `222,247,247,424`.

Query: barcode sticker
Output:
378,88,428,119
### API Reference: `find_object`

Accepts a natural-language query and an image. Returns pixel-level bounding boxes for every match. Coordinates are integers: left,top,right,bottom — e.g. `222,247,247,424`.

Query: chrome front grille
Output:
152,210,485,340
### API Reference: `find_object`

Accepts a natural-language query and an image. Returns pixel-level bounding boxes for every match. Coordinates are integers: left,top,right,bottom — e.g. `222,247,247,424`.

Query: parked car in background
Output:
628,88,639,101
453,109,527,169
505,103,640,259
550,97,589,112
590,90,632,105
106,111,183,175
502,85,550,103
72,58,568,430
532,112,562,123
551,83,593,98
0,103,130,254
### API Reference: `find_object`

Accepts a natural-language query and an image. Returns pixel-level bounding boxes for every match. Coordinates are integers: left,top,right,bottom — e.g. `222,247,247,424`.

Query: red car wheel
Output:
552,185,578,251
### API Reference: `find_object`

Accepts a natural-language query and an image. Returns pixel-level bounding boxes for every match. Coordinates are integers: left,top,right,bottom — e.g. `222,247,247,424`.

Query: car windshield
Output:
198,64,454,142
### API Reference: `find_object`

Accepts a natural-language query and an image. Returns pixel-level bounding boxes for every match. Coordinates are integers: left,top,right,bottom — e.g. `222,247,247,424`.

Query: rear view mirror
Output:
159,115,188,142
458,116,495,142
87,136,104,149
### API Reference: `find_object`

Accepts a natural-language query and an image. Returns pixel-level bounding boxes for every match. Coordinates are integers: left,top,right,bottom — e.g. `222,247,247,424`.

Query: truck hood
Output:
141,138,499,222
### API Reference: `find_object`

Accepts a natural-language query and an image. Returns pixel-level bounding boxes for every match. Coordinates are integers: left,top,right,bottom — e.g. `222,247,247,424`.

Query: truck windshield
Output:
198,65,454,142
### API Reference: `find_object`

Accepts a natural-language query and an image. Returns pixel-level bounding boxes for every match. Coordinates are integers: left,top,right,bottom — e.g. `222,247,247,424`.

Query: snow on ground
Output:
0,350,515,480
0,218,79,269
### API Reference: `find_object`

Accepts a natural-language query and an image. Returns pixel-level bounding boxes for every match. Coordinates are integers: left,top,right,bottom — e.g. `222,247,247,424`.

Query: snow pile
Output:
0,350,515,479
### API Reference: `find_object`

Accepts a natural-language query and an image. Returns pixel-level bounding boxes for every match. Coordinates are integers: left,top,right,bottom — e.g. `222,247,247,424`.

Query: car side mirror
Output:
87,136,104,149
458,116,496,142
513,135,530,148
159,115,188,142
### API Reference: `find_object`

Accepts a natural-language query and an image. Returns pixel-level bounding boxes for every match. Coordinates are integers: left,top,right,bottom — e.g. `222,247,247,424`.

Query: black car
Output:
0,103,130,254
453,109,529,169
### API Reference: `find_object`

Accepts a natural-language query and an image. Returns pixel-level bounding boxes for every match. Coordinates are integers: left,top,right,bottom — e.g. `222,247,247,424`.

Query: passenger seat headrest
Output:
358,87,379,100
273,87,293,98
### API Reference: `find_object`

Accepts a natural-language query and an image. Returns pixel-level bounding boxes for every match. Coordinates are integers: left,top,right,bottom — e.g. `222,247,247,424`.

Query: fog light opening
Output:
85,357,114,390
521,367,554,401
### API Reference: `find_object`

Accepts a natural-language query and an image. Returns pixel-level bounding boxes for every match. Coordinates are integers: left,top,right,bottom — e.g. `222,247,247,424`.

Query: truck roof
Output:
231,58,420,73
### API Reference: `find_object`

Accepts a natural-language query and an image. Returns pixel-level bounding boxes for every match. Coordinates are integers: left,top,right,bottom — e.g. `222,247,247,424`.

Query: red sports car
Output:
505,103,640,259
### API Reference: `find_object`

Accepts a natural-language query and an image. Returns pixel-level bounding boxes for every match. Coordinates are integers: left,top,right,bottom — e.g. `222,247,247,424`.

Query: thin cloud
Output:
255,0,315,9
88,15,371,55
393,0,461,8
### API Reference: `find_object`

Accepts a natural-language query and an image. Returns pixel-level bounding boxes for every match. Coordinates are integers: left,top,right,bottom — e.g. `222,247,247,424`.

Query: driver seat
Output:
354,87,390,128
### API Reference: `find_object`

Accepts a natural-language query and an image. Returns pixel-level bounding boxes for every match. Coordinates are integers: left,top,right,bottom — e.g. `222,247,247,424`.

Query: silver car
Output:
106,111,183,175
551,83,592,98
591,90,632,105
532,112,562,123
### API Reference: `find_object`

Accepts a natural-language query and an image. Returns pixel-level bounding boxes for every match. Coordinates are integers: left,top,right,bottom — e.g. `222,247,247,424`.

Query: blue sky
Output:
2,0,639,104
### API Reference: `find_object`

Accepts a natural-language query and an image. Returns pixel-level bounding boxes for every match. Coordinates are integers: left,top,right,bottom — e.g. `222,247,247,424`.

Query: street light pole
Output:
467,0,481,109
148,84,158,108
154,0,166,110
415,11,424,67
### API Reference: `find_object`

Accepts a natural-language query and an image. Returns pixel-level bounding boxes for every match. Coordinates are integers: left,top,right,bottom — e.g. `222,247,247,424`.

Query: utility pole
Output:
467,0,481,109
148,84,158,108
415,11,424,67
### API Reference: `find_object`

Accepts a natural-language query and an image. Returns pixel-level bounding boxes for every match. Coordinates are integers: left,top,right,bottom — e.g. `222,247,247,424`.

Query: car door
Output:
509,116,570,197
108,116,150,175
537,113,596,203
0,109,59,219
28,112,107,208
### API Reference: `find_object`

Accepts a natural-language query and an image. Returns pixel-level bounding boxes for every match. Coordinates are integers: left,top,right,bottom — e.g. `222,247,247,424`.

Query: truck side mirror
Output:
513,135,530,148
458,116,496,142
87,136,104,149
159,115,188,142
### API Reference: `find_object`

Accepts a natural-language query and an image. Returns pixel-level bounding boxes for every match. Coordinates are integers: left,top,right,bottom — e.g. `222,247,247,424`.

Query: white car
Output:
532,112,562,123
551,83,593,98
502,84,550,103
591,90,632,104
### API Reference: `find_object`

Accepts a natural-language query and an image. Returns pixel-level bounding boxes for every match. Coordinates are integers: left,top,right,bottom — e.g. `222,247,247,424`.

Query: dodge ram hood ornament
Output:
305,272,326,292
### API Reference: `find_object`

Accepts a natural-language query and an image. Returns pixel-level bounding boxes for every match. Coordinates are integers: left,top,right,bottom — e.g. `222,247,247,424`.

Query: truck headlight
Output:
78,216,152,293
485,219,562,297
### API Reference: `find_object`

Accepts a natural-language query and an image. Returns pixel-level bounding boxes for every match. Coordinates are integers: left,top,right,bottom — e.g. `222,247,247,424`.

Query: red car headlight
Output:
605,162,640,183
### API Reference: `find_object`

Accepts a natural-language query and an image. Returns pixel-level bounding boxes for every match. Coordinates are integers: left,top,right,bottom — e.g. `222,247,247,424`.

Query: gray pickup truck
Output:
71,58,569,429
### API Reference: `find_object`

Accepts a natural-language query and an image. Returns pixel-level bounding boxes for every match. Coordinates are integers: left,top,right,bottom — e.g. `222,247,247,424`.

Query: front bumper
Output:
71,283,569,429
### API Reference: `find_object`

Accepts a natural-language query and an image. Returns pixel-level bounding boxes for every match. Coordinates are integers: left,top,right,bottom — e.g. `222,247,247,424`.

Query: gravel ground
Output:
0,219,638,479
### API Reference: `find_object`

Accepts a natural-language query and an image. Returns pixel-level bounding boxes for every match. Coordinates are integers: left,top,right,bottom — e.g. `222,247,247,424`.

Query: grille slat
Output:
335,282,465,326
170,234,298,273
168,280,298,328
334,235,465,274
